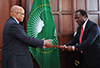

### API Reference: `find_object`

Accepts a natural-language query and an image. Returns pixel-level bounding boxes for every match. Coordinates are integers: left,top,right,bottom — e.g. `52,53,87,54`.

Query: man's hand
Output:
64,46,68,51
60,45,75,52
44,40,52,48
67,46,73,52
59,45,68,51
42,38,52,48
43,45,47,48
67,46,75,52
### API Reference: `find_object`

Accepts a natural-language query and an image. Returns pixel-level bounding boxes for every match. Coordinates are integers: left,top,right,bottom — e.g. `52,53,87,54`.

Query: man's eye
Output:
75,17,79,19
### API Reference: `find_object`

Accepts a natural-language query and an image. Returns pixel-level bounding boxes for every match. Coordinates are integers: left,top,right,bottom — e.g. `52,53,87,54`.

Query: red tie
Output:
80,26,83,43
80,26,83,53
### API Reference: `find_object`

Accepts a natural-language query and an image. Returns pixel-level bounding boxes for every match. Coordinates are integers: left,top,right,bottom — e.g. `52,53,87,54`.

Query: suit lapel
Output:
77,26,81,43
82,20,91,41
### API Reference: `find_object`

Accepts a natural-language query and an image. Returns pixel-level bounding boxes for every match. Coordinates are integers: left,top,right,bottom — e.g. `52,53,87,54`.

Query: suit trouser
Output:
80,53,100,68
91,65,100,68
80,54,89,68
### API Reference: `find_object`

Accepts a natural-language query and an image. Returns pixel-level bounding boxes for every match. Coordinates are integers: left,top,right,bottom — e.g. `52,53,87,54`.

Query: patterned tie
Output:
80,26,83,53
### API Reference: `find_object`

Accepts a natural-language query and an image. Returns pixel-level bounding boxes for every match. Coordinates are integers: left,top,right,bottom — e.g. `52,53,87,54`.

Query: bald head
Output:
11,5,24,13
10,5,25,22
10,5,24,16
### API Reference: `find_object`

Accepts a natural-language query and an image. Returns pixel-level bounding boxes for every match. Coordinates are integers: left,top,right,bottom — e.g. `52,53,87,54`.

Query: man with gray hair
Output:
2,5,52,68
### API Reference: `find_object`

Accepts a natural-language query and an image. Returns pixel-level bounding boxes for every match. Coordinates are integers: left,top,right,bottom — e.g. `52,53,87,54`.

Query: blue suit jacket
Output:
66,19,100,67
2,16,44,68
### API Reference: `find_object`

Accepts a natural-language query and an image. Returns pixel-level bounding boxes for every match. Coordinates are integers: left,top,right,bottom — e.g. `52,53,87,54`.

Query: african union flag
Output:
27,0,60,68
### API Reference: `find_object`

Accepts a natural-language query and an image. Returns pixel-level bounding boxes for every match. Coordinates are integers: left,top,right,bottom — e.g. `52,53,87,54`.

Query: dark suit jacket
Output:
2,16,44,68
66,19,100,67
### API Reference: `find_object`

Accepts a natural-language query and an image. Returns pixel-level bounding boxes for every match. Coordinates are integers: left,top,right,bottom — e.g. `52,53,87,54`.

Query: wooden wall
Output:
0,0,100,68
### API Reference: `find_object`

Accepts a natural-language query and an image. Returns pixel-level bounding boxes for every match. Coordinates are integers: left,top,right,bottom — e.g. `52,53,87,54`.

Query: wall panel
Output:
89,14,99,24
88,0,98,11
0,0,11,48
50,0,58,11
76,0,86,10
62,0,72,11
53,14,59,33
62,15,73,34
11,0,20,6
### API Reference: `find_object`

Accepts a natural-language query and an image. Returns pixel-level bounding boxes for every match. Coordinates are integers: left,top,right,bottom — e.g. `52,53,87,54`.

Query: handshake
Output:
43,40,75,52
43,39,76,52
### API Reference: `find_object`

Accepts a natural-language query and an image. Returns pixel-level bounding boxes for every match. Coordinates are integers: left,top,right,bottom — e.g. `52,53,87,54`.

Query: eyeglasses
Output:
16,12,25,16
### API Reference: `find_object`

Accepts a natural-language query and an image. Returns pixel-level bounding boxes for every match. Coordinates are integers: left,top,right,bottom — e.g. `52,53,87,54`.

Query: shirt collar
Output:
12,17,19,24
82,18,88,30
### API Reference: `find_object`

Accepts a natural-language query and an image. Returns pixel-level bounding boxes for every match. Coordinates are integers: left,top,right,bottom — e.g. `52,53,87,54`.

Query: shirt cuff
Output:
64,45,67,47
72,46,75,51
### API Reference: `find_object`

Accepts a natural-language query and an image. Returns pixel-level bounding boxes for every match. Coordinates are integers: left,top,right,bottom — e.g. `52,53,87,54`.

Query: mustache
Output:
76,21,81,23
76,21,82,25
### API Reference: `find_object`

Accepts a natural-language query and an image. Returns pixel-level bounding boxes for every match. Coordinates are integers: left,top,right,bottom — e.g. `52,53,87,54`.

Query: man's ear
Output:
84,15,86,18
83,15,86,21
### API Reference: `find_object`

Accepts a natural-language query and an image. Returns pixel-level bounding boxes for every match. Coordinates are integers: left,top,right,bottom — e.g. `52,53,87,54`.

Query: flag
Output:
27,0,60,68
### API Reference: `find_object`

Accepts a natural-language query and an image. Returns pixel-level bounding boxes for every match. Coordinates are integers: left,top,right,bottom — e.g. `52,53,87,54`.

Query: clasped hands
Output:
60,45,75,52
41,38,76,51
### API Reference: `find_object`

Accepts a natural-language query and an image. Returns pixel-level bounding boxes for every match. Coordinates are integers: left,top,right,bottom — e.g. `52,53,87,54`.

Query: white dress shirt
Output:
12,17,19,24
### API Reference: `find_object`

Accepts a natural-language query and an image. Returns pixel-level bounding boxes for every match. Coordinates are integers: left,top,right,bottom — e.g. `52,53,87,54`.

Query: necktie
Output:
80,26,83,43
80,26,83,53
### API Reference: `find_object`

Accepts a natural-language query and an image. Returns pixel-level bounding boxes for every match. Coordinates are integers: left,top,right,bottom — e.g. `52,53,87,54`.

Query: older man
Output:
2,5,52,68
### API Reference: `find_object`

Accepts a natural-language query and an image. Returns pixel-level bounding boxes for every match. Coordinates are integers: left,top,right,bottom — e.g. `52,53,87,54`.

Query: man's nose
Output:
75,19,78,22
23,15,25,18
